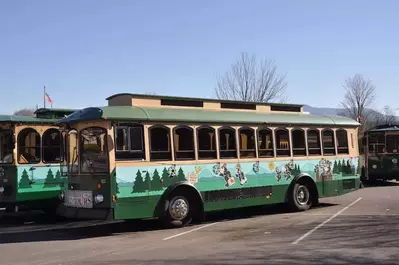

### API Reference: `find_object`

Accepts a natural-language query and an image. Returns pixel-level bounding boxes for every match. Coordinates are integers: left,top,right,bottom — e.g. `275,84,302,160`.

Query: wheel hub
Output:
296,186,309,205
169,198,189,220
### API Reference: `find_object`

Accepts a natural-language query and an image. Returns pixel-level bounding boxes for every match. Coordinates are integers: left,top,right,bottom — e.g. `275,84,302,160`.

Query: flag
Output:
45,92,53,106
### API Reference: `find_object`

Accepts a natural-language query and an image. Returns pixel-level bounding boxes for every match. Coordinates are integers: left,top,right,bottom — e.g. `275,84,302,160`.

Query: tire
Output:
161,194,193,228
289,182,312,211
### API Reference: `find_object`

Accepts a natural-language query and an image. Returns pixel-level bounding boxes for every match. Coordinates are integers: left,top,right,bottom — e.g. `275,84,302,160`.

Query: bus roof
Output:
56,106,361,127
0,108,77,124
368,125,399,132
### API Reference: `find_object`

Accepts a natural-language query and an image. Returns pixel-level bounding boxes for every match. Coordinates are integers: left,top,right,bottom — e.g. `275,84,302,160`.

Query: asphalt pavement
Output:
0,181,399,265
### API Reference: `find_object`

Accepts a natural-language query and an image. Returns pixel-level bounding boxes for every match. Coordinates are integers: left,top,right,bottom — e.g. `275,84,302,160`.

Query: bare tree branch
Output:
13,108,35,116
215,52,287,102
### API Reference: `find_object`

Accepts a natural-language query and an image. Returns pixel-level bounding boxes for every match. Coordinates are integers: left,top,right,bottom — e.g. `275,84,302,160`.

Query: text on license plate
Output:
64,190,93,208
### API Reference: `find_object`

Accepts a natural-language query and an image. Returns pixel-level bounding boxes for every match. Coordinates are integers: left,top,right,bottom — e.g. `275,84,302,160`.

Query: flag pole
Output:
43,85,46,108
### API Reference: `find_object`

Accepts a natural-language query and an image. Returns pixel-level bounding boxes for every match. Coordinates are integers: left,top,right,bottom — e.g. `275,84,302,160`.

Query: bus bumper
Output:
56,204,114,220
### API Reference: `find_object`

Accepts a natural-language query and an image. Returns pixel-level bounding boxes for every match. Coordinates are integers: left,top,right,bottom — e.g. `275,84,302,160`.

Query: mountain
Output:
303,105,342,116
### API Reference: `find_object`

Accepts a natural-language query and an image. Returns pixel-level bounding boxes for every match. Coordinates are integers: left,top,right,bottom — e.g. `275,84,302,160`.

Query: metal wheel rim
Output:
168,197,189,220
296,185,310,205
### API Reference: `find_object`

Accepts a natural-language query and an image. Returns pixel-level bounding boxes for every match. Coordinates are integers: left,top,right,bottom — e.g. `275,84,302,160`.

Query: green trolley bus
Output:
359,124,399,183
56,94,361,227
0,108,75,216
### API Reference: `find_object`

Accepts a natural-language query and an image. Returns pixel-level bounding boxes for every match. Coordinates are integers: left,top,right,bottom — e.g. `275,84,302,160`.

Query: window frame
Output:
257,127,274,158
149,125,172,161
173,125,195,161
17,128,41,164
218,126,237,159
275,128,291,157
42,128,63,164
196,125,217,160
307,128,321,156
291,128,306,156
114,123,146,161
336,129,349,154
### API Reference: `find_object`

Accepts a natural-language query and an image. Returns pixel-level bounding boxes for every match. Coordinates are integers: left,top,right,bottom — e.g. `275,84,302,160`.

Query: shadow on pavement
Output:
362,180,399,188
0,202,336,244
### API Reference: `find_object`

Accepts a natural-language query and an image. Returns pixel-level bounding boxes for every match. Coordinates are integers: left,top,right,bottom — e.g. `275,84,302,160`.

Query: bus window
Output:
368,133,385,154
115,124,145,160
239,127,256,158
173,126,195,160
42,128,63,163
386,134,399,153
275,128,290,156
258,128,274,158
80,127,108,173
197,126,217,159
0,129,13,164
336,129,349,154
322,129,335,155
219,127,237,159
149,125,172,161
18,128,41,164
292,129,306,156
307,129,321,155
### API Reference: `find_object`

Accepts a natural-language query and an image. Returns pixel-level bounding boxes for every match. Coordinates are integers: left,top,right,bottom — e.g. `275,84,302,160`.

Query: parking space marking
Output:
162,222,219,241
292,197,362,245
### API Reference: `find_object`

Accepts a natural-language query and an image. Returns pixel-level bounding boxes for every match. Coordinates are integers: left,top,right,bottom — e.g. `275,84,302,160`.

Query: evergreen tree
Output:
151,169,163,191
357,159,361,175
161,167,170,187
115,181,120,194
337,160,342,173
144,171,151,191
297,165,301,173
132,170,145,193
55,170,61,187
44,169,55,187
342,159,347,173
176,167,186,182
333,161,338,174
19,169,31,189
346,160,352,174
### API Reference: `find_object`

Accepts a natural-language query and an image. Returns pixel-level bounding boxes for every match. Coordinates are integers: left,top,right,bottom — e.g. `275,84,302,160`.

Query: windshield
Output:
386,134,399,154
368,132,385,154
80,127,108,173
0,129,13,164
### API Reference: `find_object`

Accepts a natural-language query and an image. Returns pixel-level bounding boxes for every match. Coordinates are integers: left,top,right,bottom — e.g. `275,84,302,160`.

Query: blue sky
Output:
1,0,398,114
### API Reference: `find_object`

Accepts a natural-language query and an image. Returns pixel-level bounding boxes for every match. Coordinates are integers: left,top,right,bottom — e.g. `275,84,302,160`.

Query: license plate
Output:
64,190,93,208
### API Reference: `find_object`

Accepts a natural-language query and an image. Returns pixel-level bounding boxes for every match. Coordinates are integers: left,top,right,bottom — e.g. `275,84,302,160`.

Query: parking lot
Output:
0,182,399,265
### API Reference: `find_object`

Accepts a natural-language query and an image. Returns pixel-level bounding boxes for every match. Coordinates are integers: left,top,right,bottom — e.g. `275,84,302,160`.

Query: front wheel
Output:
161,194,193,228
289,183,312,211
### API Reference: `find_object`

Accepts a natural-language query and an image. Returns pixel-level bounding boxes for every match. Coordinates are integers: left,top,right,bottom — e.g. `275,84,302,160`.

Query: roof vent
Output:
160,98,203,108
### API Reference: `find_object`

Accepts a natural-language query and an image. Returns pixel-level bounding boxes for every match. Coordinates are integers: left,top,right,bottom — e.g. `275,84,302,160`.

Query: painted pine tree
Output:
161,167,170,187
19,169,31,189
177,167,186,182
357,159,361,175
151,169,163,191
132,170,145,193
44,169,55,187
333,160,338,174
144,171,151,191
337,160,342,173
55,170,61,187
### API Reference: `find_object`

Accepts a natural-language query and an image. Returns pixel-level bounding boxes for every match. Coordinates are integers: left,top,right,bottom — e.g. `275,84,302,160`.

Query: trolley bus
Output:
56,94,361,227
0,108,75,216
359,124,399,183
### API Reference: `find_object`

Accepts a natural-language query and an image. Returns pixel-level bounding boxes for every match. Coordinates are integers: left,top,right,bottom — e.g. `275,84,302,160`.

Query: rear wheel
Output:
289,182,312,211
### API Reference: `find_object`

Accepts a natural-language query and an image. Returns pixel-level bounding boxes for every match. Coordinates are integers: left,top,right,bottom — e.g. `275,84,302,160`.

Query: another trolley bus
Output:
0,108,75,215
56,94,361,227
359,124,399,183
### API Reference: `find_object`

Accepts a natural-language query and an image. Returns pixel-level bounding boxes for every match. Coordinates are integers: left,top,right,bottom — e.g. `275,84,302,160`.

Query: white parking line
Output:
292,197,362,245
163,222,219,241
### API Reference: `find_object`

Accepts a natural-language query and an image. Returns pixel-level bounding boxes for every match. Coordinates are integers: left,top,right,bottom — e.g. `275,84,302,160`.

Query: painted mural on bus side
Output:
114,157,359,198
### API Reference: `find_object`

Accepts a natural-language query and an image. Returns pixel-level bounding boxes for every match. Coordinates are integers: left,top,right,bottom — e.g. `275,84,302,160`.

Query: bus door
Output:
384,131,399,175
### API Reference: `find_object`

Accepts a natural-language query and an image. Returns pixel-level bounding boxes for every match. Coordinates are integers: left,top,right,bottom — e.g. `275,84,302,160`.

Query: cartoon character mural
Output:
316,158,333,181
168,164,177,178
275,159,295,182
220,163,235,187
235,164,248,185
252,161,260,174
188,167,202,185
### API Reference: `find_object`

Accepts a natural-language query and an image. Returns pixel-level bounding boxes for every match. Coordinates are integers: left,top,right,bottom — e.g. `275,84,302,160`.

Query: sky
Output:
1,0,398,114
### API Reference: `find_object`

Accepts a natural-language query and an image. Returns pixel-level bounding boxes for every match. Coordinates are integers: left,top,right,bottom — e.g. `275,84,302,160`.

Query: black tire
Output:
289,182,312,211
160,193,193,228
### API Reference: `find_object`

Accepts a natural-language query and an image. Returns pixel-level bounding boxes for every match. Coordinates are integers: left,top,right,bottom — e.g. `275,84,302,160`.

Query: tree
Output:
151,169,163,191
13,108,35,116
340,74,376,134
132,170,145,193
55,170,61,187
371,105,398,127
337,160,342,173
161,167,170,187
144,171,151,191
357,159,361,175
19,169,31,189
333,160,338,174
214,52,287,103
176,167,187,182
44,169,55,187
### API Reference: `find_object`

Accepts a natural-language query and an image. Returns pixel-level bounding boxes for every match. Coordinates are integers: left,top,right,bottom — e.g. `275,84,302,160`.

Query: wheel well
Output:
287,175,319,205
156,184,204,222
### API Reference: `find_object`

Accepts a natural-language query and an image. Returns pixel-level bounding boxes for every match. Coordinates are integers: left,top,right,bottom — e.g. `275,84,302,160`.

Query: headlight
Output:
0,186,4,193
372,165,377,169
94,194,104,204
59,191,65,200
